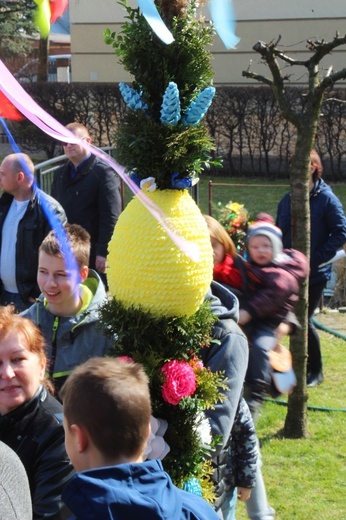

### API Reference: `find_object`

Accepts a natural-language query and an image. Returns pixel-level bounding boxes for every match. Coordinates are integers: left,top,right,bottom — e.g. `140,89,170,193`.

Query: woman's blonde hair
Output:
204,215,236,258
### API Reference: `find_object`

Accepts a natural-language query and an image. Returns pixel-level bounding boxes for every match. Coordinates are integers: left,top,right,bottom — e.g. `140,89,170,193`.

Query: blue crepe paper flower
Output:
129,172,141,187
170,172,193,190
182,86,216,126
119,82,148,111
183,477,203,496
160,82,181,126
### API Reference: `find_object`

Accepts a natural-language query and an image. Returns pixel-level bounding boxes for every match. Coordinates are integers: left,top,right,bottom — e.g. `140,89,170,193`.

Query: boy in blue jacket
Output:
60,357,220,520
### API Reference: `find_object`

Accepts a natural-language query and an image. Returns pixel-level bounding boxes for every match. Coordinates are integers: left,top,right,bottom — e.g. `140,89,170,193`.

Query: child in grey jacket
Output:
21,224,116,393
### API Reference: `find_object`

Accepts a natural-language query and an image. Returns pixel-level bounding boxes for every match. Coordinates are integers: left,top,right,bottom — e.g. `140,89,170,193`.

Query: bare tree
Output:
318,91,346,180
243,34,346,437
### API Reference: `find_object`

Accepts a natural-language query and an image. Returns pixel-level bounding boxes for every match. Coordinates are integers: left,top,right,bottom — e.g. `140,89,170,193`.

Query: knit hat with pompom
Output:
246,219,283,261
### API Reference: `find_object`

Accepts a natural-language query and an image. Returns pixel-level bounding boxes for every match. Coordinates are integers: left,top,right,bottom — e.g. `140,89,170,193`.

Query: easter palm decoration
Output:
101,0,226,501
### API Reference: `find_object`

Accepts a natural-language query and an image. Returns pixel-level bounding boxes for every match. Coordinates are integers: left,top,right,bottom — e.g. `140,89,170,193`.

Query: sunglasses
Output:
61,137,87,146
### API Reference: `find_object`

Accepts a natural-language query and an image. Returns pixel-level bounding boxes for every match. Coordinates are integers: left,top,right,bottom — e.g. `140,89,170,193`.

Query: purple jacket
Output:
241,249,309,324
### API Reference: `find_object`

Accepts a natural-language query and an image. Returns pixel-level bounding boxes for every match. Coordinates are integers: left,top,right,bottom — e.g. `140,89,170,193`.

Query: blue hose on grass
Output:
263,397,346,413
312,316,346,342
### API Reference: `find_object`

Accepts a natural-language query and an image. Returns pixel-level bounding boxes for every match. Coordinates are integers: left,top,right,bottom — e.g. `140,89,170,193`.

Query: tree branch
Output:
243,41,300,127
242,69,273,87
317,67,346,93
307,34,346,66
272,49,308,67
323,97,346,105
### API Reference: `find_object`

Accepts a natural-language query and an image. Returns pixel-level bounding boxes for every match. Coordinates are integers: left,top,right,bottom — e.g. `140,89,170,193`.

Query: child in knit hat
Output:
238,218,309,421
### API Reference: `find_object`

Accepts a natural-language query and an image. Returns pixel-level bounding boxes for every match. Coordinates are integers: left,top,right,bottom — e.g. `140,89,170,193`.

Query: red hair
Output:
310,150,323,183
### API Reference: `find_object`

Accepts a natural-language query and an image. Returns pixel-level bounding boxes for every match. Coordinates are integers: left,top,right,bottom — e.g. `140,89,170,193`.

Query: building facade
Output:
69,0,346,85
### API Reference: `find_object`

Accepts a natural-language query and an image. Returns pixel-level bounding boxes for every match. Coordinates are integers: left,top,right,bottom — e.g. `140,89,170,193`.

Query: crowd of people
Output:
0,142,345,520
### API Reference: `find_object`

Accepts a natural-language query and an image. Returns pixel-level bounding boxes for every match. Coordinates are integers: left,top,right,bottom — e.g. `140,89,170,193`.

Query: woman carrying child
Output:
205,214,308,419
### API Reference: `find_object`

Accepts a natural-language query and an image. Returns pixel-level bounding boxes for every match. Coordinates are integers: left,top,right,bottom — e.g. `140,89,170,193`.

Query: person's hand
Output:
237,487,252,501
275,322,292,341
95,255,107,273
238,309,251,325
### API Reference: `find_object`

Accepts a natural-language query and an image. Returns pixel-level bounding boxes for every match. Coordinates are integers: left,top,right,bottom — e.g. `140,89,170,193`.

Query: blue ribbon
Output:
209,0,240,49
137,0,174,44
137,0,240,50
0,117,79,283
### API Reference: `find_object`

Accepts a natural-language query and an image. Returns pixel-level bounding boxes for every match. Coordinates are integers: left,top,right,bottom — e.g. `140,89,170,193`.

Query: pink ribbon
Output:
0,60,200,262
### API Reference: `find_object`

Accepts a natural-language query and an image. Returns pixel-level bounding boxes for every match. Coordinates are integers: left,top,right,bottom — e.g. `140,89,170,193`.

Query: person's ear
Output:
71,424,89,454
17,171,25,183
39,357,46,380
79,265,89,282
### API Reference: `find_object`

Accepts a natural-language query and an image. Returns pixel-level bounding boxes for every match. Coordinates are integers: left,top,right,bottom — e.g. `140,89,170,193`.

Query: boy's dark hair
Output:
60,358,152,460
39,223,91,269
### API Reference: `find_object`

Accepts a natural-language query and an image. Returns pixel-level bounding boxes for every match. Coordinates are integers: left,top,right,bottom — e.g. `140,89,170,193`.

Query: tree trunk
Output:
284,106,321,437
284,281,309,436
37,37,49,82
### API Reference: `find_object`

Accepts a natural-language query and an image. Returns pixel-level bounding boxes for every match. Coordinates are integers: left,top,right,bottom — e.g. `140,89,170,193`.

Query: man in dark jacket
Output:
51,123,122,286
0,153,67,311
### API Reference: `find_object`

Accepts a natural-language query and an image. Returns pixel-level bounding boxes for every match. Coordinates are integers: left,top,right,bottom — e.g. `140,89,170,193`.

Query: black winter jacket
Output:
0,189,67,304
51,155,121,265
0,385,74,519
226,397,257,490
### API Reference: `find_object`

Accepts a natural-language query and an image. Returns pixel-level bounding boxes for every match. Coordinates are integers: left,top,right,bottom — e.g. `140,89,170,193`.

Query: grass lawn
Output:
124,176,346,221
236,325,346,520
198,176,346,220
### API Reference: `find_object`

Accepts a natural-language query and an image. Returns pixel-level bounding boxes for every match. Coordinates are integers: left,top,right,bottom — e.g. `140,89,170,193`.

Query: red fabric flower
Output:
161,360,197,405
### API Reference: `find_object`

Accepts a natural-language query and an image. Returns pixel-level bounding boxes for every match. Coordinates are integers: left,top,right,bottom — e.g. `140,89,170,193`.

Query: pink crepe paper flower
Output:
161,360,197,405
118,356,134,363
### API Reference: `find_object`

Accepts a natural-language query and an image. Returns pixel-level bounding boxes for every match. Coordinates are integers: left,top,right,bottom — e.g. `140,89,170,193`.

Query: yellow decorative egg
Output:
107,189,213,317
